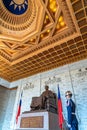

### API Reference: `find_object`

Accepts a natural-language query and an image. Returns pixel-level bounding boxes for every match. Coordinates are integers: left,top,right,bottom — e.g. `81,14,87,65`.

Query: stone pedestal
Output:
16,110,60,130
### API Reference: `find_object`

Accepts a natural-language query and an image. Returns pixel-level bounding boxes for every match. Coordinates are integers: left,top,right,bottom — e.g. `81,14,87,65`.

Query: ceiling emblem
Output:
3,0,28,15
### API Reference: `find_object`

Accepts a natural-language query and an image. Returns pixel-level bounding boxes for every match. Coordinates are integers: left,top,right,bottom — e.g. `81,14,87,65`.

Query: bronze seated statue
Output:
30,85,57,113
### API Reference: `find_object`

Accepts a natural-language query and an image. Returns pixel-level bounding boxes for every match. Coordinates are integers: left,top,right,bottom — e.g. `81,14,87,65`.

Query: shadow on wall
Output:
0,86,10,129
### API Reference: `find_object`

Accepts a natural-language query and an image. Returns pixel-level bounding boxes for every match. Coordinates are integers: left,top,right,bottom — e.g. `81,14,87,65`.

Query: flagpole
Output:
11,80,22,129
15,80,23,127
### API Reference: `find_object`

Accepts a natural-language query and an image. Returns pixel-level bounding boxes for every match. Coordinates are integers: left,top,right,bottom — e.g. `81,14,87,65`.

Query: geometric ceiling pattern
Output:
0,0,87,82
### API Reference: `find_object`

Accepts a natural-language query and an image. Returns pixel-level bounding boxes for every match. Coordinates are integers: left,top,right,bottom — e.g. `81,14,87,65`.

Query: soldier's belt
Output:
72,112,75,115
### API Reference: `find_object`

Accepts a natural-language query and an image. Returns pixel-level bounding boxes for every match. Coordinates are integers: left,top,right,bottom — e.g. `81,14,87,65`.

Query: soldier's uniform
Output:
66,98,78,130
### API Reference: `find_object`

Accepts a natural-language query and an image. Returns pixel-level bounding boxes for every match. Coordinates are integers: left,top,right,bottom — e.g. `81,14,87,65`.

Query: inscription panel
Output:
20,116,43,128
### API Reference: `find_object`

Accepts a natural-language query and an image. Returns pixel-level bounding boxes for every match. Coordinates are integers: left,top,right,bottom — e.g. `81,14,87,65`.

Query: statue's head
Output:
45,85,49,90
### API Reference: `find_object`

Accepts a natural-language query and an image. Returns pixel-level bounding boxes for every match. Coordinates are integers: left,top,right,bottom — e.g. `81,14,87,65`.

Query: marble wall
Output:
0,86,17,130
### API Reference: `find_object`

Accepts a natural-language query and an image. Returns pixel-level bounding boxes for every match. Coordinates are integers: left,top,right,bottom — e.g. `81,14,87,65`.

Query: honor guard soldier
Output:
65,91,78,130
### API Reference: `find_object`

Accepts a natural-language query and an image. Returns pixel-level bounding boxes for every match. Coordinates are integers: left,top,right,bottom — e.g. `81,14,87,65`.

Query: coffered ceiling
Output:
0,0,87,82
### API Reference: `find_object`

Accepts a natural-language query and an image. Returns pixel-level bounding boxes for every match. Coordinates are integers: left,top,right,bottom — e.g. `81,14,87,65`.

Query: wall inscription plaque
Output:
20,116,43,128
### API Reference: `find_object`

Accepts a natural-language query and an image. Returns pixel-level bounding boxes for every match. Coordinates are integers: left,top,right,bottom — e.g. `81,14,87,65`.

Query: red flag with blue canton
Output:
16,91,23,124
58,85,64,129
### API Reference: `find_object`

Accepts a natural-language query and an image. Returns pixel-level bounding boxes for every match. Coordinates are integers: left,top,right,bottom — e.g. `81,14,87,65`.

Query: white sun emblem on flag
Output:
9,0,28,11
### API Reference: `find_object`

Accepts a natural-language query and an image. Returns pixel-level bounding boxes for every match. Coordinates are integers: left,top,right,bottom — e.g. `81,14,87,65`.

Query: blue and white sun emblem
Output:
3,0,28,15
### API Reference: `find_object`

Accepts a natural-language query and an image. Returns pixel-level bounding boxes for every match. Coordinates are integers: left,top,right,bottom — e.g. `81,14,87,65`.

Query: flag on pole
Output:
58,85,64,129
16,91,23,124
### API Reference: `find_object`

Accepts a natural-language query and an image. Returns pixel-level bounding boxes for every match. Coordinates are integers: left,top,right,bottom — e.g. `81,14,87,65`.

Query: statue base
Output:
16,110,60,130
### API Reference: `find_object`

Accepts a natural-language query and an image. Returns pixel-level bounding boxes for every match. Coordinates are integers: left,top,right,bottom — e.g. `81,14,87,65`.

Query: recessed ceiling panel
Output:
0,0,87,81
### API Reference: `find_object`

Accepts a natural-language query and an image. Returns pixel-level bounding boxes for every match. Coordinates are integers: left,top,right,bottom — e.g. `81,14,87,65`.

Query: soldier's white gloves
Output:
67,124,71,128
